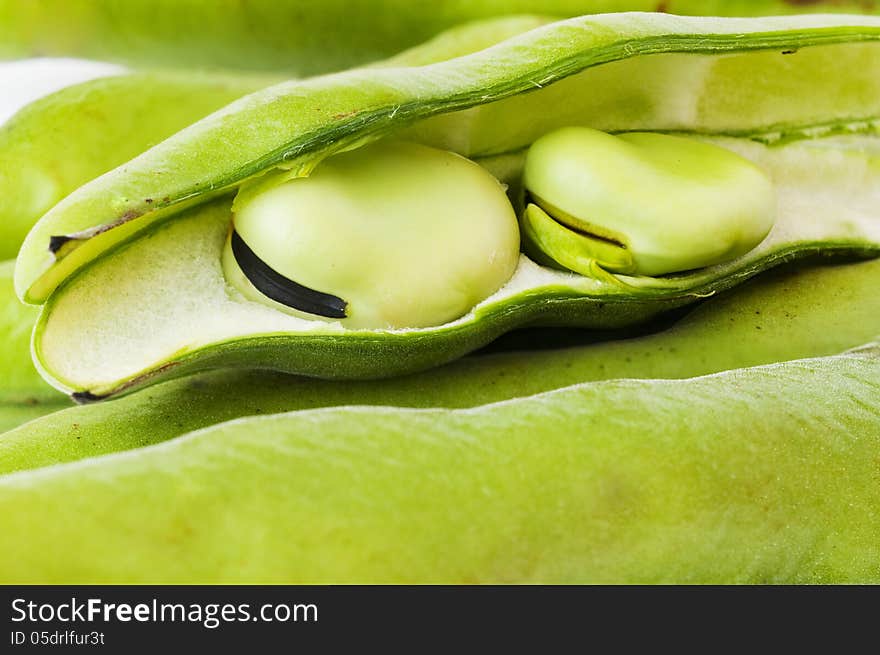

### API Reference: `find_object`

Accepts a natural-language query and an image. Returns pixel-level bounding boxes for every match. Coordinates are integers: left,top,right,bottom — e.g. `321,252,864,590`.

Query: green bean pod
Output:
0,15,544,260
3,256,880,474
3,1,879,74
13,13,880,399
0,72,280,260
0,261,68,432
1,344,879,583
0,15,548,417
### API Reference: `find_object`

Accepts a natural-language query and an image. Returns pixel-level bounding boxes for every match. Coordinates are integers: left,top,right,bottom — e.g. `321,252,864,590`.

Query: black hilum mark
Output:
231,230,348,319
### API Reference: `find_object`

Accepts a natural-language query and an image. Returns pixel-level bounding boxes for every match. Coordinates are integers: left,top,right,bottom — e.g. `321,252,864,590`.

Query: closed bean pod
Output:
3,1,878,74
13,13,880,399
2,345,879,583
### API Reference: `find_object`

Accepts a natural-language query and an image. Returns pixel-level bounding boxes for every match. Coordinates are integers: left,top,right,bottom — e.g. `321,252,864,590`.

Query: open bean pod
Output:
14,13,880,399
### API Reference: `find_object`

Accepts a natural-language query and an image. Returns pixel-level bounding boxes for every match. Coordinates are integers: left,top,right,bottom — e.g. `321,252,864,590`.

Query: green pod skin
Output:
521,128,777,278
0,71,280,261
0,16,546,412
4,256,880,474
30,134,880,400
17,14,880,303
1,345,879,583
13,13,880,398
2,1,878,75
0,73,276,424
0,16,544,260
223,141,520,329
0,261,69,433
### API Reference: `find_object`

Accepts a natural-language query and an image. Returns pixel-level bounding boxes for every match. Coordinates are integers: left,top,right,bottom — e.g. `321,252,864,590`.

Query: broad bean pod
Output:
12,13,880,399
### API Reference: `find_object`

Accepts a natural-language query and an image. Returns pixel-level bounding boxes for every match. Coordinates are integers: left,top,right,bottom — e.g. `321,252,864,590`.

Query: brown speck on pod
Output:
72,390,104,404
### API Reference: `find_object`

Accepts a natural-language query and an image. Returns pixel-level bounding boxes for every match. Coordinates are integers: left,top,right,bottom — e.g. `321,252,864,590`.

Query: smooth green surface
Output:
3,1,878,74
16,14,880,303
31,135,880,397
3,4,880,588
0,17,547,413
0,15,547,261
227,141,519,328
16,13,880,398
5,256,879,475
522,128,776,275
0,72,280,425
1,345,878,583
0,261,67,431
0,265,68,433
0,72,277,260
